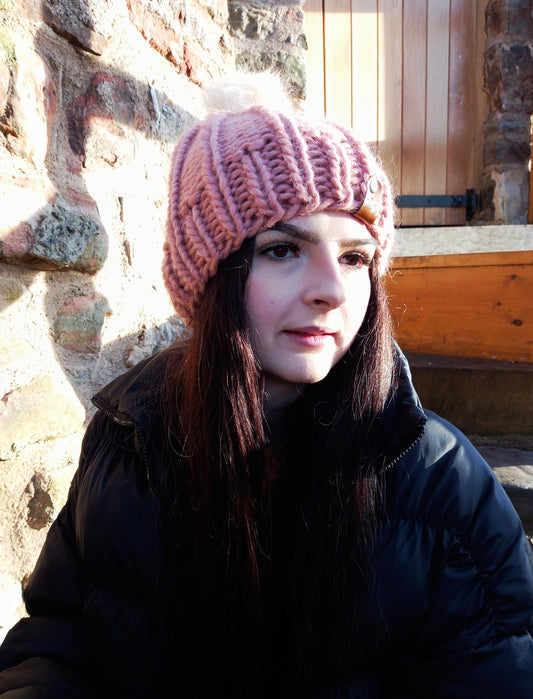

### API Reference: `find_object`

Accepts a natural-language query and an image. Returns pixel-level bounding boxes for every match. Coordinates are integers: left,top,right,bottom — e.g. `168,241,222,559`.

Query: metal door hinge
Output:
395,189,479,221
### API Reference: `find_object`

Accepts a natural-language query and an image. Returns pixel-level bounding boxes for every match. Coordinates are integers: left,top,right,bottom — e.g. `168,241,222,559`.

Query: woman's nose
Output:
302,254,346,308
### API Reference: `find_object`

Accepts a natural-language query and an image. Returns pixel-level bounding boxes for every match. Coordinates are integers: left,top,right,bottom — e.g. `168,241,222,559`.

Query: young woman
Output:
1,77,532,698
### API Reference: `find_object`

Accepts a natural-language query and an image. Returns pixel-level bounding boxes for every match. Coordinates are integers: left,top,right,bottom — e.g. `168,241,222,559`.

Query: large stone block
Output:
485,0,533,42
0,204,108,272
484,43,533,113
482,112,532,169
54,293,111,354
491,169,530,223
229,1,306,47
483,111,531,140
41,0,109,55
33,205,108,271
0,373,85,460
483,134,531,167
229,3,279,40
0,334,37,397
0,34,57,167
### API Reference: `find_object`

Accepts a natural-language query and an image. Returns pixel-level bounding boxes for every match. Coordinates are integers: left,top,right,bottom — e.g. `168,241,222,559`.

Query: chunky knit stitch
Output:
163,104,395,323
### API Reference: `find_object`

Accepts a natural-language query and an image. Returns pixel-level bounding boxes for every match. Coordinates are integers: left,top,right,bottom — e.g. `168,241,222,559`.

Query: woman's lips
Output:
284,327,336,347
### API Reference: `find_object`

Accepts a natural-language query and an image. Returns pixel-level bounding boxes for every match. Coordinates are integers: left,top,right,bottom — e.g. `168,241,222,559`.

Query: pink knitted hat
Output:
163,101,394,323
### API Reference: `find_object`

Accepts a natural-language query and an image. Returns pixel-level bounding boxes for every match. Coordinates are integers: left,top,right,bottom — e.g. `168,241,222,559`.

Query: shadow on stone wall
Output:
1,0,198,416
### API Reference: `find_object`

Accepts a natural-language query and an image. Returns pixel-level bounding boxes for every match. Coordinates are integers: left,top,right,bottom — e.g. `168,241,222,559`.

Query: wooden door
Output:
304,0,486,227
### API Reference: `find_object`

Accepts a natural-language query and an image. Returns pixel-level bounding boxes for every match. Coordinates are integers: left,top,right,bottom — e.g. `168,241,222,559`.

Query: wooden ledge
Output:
392,249,533,270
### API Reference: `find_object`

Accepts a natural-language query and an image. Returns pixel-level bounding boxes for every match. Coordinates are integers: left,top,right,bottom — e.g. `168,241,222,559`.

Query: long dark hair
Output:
162,235,396,696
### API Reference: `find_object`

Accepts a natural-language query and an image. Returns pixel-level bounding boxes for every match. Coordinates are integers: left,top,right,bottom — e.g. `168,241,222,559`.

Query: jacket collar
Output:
92,344,427,469
92,346,174,442
380,345,427,468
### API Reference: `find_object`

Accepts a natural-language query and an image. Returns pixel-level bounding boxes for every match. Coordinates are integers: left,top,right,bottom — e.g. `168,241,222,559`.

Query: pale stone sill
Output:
393,224,533,258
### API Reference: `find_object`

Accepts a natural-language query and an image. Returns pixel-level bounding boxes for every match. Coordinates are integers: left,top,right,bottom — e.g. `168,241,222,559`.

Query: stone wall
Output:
480,0,533,223
228,0,307,98
0,0,306,640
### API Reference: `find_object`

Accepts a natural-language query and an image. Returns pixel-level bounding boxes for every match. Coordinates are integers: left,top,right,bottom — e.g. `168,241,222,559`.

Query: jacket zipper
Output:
91,394,135,427
384,422,426,471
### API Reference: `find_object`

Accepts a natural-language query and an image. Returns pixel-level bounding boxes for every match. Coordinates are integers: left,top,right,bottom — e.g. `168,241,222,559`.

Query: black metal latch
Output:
395,189,479,221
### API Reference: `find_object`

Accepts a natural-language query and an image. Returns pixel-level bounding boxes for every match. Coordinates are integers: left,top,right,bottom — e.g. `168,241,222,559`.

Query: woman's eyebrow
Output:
272,222,320,243
270,222,378,249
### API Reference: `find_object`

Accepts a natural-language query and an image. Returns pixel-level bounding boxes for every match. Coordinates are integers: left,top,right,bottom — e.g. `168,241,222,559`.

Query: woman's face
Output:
245,211,376,411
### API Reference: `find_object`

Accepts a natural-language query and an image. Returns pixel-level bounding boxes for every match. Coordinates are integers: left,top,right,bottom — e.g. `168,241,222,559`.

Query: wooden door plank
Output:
424,0,450,225
446,0,475,225
324,0,352,126
378,0,404,205
401,0,427,227
352,0,378,142
304,0,326,117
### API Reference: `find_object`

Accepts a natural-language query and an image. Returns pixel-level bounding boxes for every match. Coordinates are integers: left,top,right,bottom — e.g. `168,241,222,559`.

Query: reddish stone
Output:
13,0,43,22
0,223,35,257
61,188,101,217
149,26,185,69
486,0,533,41
126,0,185,69
486,0,507,37
2,42,57,167
484,43,533,113
183,44,204,83
57,293,108,317
54,293,111,354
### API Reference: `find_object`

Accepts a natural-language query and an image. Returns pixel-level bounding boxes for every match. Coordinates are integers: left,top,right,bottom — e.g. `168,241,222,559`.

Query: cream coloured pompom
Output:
203,70,295,115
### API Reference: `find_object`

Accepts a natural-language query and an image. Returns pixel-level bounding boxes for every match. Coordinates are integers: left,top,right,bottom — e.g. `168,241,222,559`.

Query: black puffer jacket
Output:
1,348,532,697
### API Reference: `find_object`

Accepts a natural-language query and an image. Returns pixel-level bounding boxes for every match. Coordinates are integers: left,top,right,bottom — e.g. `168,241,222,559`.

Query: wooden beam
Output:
388,250,533,362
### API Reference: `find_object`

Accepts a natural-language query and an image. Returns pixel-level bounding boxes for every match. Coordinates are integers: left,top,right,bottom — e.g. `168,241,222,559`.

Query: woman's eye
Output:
262,243,298,260
341,251,370,268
